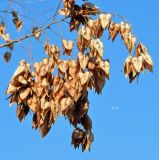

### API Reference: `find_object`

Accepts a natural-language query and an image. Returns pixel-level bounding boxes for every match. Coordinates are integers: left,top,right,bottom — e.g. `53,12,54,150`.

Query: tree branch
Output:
0,17,68,49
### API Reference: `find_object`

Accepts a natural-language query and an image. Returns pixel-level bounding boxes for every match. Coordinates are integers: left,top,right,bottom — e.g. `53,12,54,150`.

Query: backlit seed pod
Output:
135,43,153,72
79,26,91,41
131,56,143,73
62,39,74,56
58,60,69,74
32,26,41,39
1,33,10,41
99,13,112,29
78,52,89,70
109,22,120,41
90,39,104,57
0,21,5,36
4,51,11,63
13,17,23,31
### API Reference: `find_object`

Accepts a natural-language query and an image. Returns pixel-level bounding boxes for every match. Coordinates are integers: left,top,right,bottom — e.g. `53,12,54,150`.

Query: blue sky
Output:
0,0,159,160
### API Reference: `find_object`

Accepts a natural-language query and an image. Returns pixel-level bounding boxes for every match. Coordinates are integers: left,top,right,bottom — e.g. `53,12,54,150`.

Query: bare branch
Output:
0,17,68,48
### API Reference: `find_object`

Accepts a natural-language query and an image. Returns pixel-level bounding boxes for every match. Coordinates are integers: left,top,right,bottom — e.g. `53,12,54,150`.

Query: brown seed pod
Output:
4,51,11,63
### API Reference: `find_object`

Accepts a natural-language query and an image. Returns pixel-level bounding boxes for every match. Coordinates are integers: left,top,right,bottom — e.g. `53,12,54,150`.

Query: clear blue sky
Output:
0,0,159,160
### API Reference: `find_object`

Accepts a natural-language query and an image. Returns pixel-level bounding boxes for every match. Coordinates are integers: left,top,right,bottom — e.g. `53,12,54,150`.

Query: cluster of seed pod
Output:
6,0,153,151
6,53,95,150
124,43,153,82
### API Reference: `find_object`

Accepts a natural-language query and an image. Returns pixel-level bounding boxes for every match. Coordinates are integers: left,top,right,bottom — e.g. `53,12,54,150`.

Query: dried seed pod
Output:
109,22,120,41
4,51,11,63
16,104,29,122
119,22,136,52
123,55,140,83
120,22,131,34
124,55,133,77
87,18,104,38
82,130,94,151
63,39,74,56
82,2,96,10
11,59,30,80
136,43,153,72
78,71,91,86
69,17,81,31
59,8,70,16
80,114,92,130
12,10,18,18
6,40,14,50
72,128,84,149
90,39,104,57
94,71,106,94
13,17,23,31
97,58,110,79
0,21,5,36
18,75,28,84
6,83,16,94
132,56,143,73
82,2,99,15
68,60,79,77
27,96,38,112
19,88,31,100
44,43,60,60
76,37,87,53
1,33,10,41
59,0,75,16
32,26,41,39
58,60,69,74
78,52,89,70
60,97,74,115
79,26,91,41
99,13,112,29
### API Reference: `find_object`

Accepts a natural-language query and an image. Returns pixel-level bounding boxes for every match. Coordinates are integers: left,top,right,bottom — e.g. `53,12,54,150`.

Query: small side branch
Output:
0,17,68,48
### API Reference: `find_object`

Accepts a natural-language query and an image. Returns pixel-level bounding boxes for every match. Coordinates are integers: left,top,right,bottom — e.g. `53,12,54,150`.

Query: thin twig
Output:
0,17,69,48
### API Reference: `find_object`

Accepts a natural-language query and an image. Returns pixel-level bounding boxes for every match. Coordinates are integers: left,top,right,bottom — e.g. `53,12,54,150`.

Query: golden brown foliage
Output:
4,0,153,151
